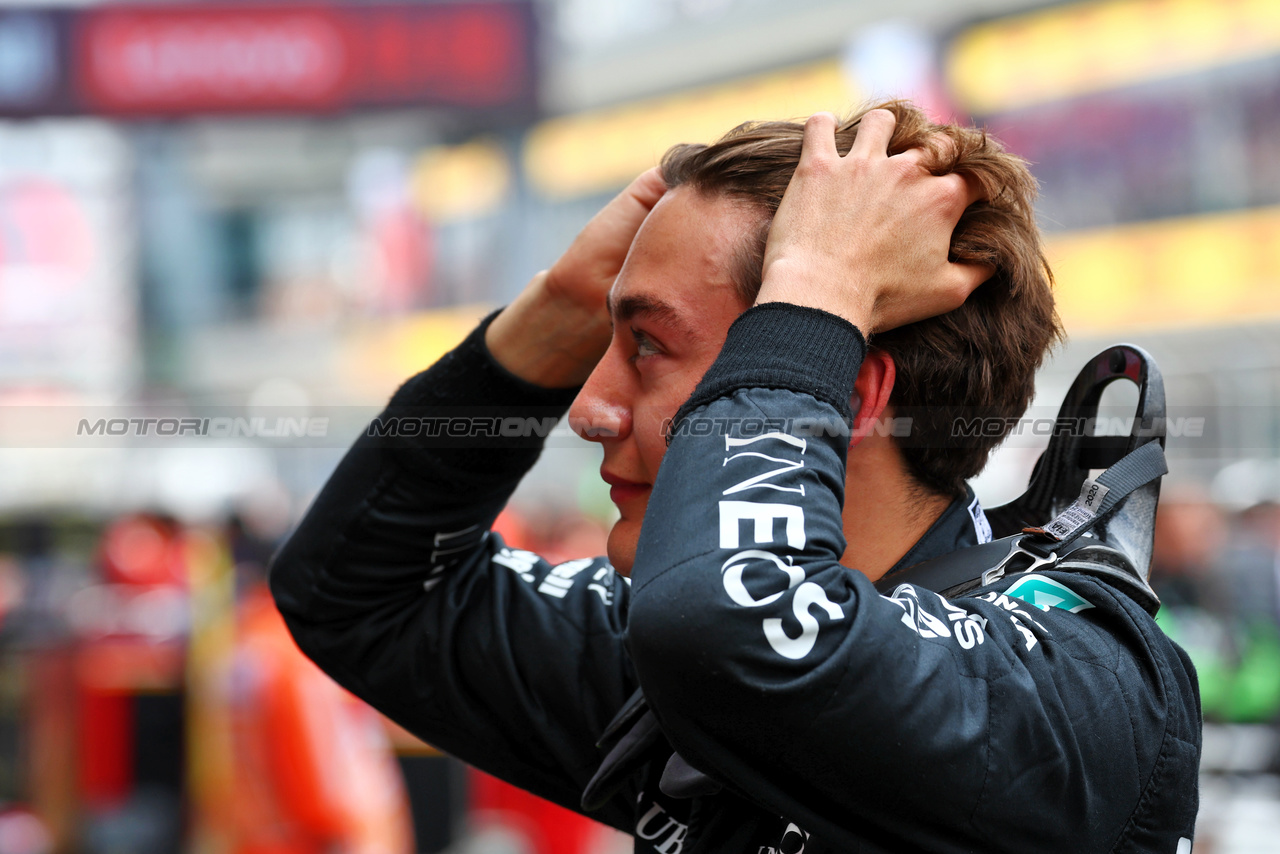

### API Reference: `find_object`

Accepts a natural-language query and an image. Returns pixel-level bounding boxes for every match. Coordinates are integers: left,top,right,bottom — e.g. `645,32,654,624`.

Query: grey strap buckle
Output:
982,542,1059,587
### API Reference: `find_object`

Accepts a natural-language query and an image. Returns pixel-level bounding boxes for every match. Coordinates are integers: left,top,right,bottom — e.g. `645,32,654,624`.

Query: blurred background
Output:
0,0,1277,851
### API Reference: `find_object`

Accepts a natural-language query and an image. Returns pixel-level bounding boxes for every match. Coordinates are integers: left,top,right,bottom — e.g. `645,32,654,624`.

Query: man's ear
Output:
851,349,895,449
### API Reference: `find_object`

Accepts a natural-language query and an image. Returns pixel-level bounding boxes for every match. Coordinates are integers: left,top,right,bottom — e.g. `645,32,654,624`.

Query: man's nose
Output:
568,368,632,441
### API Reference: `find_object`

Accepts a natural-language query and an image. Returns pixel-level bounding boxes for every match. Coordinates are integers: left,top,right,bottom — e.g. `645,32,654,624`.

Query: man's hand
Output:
756,111,993,334
487,168,666,387
545,166,667,312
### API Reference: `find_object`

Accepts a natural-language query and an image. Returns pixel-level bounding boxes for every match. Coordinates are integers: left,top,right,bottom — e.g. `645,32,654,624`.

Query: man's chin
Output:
605,520,640,578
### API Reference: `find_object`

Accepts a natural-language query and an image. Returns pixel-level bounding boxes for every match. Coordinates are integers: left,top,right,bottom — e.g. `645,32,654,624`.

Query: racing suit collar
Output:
886,485,989,578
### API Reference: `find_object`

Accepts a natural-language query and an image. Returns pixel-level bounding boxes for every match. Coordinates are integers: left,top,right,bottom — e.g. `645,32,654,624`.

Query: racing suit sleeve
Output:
626,303,1200,852
269,315,639,830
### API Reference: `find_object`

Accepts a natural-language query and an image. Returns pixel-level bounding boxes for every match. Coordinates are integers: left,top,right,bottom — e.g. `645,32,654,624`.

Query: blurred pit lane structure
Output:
2,0,1280,850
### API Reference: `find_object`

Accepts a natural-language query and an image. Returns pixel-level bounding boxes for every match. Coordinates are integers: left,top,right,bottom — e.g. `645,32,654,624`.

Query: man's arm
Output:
624,113,1199,850
269,170,666,827
626,310,1199,850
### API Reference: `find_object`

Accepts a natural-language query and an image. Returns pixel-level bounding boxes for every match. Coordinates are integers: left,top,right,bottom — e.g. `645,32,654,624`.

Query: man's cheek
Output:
636,427,671,475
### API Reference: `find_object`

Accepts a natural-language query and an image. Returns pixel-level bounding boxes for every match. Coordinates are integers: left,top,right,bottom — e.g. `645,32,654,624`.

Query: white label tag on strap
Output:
1079,478,1110,513
1042,478,1110,540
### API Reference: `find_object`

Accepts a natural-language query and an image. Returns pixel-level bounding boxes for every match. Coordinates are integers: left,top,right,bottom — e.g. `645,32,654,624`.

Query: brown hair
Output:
660,100,1063,497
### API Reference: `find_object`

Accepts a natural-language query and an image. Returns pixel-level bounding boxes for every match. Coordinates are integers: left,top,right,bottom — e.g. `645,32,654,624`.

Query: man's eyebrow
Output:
607,292,692,334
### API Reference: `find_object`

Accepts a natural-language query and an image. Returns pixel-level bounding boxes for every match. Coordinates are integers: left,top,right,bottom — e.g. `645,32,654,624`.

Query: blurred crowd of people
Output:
0,489,1274,852
1153,497,1280,738
0,498,623,854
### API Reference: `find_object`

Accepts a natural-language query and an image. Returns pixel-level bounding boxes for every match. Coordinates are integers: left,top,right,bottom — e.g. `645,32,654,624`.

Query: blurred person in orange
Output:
223,537,413,854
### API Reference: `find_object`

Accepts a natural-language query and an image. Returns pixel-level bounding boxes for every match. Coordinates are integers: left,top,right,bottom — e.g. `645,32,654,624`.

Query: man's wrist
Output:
484,271,609,388
755,258,875,332
673,303,867,429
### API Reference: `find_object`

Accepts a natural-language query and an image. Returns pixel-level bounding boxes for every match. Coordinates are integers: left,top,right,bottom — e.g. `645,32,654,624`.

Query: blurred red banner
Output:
77,6,355,113
0,2,536,118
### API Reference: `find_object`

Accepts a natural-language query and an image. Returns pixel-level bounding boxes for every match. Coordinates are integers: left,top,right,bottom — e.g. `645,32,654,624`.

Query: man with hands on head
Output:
270,103,1201,853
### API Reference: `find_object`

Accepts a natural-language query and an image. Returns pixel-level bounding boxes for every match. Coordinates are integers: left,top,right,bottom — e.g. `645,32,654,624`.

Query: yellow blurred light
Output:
1048,206,1280,334
524,59,857,200
340,304,491,395
411,139,512,222
947,0,1280,114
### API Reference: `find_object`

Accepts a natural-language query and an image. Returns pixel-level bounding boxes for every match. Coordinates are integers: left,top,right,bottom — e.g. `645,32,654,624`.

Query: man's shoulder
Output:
965,568,1200,720
955,568,1200,846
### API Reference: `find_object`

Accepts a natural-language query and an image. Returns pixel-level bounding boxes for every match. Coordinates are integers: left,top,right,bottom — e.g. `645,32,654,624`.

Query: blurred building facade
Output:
0,0,1276,518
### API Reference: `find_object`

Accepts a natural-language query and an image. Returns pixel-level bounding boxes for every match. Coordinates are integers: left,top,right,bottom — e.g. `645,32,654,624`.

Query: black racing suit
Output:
270,304,1201,853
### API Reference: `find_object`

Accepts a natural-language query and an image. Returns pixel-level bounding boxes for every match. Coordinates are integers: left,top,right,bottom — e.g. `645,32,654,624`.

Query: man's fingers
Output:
888,134,986,210
950,261,996,298
848,109,896,160
628,166,667,209
874,261,995,333
961,173,986,209
890,147,928,167
930,172,987,220
800,112,839,162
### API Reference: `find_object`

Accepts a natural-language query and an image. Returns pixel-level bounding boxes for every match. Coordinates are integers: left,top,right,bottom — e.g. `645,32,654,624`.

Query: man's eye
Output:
630,328,661,360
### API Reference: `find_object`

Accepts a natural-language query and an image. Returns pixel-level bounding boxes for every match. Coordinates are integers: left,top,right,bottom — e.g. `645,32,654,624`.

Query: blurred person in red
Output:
75,514,188,854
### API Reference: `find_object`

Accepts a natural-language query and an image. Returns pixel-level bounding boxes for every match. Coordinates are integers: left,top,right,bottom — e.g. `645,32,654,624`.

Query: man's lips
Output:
600,471,651,504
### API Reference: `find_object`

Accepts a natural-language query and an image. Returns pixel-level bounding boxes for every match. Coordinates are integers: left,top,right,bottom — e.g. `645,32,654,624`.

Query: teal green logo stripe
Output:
1004,575,1095,613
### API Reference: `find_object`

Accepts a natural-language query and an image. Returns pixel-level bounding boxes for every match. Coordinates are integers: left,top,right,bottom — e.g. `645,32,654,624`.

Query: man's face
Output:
569,187,755,575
